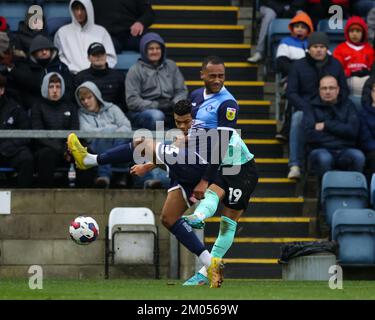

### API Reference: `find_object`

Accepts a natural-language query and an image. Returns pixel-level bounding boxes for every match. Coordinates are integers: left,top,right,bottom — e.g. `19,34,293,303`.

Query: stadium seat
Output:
42,2,71,36
265,18,290,72
105,207,159,279
332,209,375,265
115,51,141,72
0,2,29,31
321,171,368,226
317,19,346,53
370,174,375,209
349,95,362,112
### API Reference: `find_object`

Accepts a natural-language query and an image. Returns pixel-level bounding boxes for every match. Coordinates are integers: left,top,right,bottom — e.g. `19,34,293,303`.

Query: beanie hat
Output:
0,17,7,32
308,32,330,48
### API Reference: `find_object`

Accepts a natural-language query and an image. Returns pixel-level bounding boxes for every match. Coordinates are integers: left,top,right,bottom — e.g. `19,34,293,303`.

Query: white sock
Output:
199,250,212,269
198,266,208,277
83,154,98,166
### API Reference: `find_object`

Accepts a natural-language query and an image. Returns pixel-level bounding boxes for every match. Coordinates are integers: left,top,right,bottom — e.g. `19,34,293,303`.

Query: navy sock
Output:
97,142,134,165
170,218,206,257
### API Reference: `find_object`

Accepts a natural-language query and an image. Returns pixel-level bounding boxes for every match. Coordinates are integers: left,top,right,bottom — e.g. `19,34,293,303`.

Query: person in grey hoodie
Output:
126,32,188,131
76,81,132,187
32,72,79,187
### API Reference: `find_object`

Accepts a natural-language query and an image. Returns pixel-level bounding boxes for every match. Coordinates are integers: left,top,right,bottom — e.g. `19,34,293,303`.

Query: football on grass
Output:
69,216,99,245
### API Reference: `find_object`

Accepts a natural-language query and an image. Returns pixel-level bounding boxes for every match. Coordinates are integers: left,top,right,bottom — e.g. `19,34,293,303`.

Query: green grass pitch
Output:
0,279,375,300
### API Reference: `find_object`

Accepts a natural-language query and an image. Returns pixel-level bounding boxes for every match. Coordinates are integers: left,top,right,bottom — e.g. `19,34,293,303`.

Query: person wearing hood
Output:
32,72,79,187
7,34,73,110
92,0,155,53
0,74,34,188
76,81,132,188
275,12,313,142
359,78,375,181
286,31,349,180
126,32,188,131
304,75,365,179
74,42,126,114
333,16,375,97
54,0,117,74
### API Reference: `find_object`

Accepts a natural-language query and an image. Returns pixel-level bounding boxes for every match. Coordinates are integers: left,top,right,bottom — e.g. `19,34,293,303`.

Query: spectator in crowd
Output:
54,0,117,74
353,0,375,17
248,0,305,63
13,7,49,59
7,34,73,110
92,0,154,53
74,42,126,114
32,73,79,187
126,32,188,131
333,16,374,98
276,12,314,79
275,12,313,141
286,31,349,179
304,75,365,178
0,74,34,188
359,78,375,181
305,0,350,28
76,81,132,188
0,16,7,32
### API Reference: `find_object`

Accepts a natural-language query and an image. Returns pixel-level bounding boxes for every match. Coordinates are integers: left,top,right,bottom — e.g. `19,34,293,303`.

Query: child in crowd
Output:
275,12,314,141
333,16,375,97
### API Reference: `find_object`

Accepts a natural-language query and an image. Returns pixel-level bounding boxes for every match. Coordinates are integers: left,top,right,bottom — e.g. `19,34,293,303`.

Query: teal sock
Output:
211,216,237,258
194,189,220,220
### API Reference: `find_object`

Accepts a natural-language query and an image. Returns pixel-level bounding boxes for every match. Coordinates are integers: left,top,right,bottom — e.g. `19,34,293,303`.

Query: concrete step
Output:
149,24,245,43
247,197,305,217
166,43,251,62
153,5,238,25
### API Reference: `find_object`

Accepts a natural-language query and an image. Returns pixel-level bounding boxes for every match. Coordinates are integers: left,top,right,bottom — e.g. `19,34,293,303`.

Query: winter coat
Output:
54,0,117,73
304,96,360,151
286,53,349,111
125,32,188,113
92,0,155,36
74,64,126,113
276,12,314,77
359,102,375,152
8,35,73,110
75,81,132,141
0,95,31,158
32,72,79,154
333,16,374,78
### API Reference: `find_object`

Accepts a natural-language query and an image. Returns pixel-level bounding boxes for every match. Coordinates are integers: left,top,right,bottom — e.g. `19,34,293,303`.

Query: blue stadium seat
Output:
321,171,368,226
370,174,375,209
349,95,362,113
317,19,346,53
43,2,71,36
0,2,29,31
266,19,290,66
115,51,141,72
332,209,375,265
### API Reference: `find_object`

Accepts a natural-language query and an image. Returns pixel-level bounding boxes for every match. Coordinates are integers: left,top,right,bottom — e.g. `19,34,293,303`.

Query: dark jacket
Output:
8,35,73,110
286,53,349,111
92,0,155,36
361,71,375,107
261,0,305,17
0,95,32,158
32,73,79,154
304,96,360,151
359,102,375,153
74,65,126,113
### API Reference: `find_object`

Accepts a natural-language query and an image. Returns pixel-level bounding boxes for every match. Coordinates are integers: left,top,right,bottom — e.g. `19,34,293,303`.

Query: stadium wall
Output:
0,189,195,280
